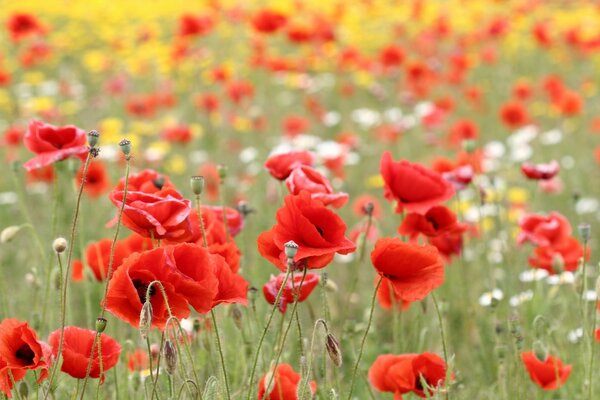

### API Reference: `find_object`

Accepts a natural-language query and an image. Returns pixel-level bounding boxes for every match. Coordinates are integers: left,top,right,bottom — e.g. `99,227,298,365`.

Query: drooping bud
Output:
52,237,68,254
284,240,299,259
329,389,339,400
190,176,205,196
217,164,228,181
0,226,21,243
118,139,132,158
87,130,100,148
325,333,343,367
96,317,107,333
139,302,153,340
578,223,591,243
230,305,243,330
163,340,178,375
533,340,548,361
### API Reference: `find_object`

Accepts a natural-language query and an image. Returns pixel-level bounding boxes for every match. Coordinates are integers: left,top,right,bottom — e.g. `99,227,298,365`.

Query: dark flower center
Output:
133,279,156,304
315,226,325,236
426,215,439,230
16,344,35,365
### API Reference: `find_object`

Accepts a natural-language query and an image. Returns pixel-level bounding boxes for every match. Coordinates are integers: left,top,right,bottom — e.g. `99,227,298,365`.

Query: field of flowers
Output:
0,0,600,399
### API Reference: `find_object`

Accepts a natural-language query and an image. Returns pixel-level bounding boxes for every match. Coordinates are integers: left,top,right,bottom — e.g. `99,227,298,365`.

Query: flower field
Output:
1,0,600,399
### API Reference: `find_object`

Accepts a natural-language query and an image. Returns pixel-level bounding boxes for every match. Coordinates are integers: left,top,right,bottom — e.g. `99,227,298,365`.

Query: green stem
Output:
432,292,450,400
211,310,231,400
346,277,382,400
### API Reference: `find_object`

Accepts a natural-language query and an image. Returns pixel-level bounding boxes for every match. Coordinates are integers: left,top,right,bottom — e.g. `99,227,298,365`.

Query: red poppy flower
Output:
282,115,310,138
48,326,120,381
521,161,560,180
512,80,533,100
499,101,530,129
285,165,348,208
263,272,320,313
251,9,287,34
257,363,316,400
114,169,175,194
380,152,455,214
211,254,249,307
105,247,195,329
371,238,444,302
194,93,220,113
398,206,466,239
6,13,46,42
369,352,447,399
177,14,214,38
377,278,411,311
447,119,479,146
226,80,254,105
257,191,356,271
126,350,149,372
0,319,50,397
264,150,315,181
441,165,474,190
555,90,582,116
109,188,193,241
3,126,23,147
203,205,245,237
379,44,405,68
26,164,55,183
528,236,586,274
517,212,572,247
161,125,193,144
23,120,88,171
352,195,381,218
77,161,110,198
521,352,572,390
428,232,464,262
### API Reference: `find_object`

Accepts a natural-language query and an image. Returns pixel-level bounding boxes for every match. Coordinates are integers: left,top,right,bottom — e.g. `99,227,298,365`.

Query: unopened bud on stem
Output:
190,176,205,196
87,130,99,148
119,139,132,158
52,237,68,254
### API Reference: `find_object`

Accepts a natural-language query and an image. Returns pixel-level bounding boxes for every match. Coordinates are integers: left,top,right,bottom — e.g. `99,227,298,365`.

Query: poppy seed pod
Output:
163,340,178,375
217,164,227,180
87,130,100,148
190,176,205,195
578,223,591,242
52,237,68,253
118,139,132,158
284,240,299,259
96,317,107,333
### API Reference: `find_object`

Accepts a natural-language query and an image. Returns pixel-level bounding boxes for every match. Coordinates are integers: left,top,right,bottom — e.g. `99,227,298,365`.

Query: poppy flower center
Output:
315,225,325,236
132,279,156,304
15,344,35,365
426,216,440,230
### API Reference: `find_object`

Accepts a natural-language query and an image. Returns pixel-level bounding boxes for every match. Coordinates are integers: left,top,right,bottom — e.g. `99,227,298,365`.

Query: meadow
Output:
0,0,599,399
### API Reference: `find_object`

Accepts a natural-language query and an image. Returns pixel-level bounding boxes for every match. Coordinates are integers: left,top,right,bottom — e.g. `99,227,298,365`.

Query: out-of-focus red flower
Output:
177,14,214,37
3,126,24,147
442,165,474,190
555,90,583,116
512,80,533,100
161,125,193,144
371,238,444,302
194,93,220,113
286,22,313,43
77,161,110,198
257,191,356,271
23,120,88,171
521,160,559,180
447,119,479,146
282,115,310,138
257,364,316,400
369,352,447,398
264,150,315,181
380,152,455,214
379,44,405,68
285,165,348,208
251,9,287,34
352,195,381,218
0,319,50,397
532,21,553,47
126,350,149,372
125,95,157,118
6,13,46,42
528,236,587,274
226,80,254,105
48,326,120,381
398,206,467,239
428,232,463,262
263,272,320,313
517,212,572,247
499,101,530,129
521,352,571,390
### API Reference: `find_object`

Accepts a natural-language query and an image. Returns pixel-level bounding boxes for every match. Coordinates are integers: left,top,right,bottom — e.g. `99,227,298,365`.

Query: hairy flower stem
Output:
262,269,308,400
299,319,327,399
246,268,292,399
211,309,231,400
588,307,597,400
146,337,157,400
44,152,92,400
346,276,382,400
290,273,304,357
195,195,208,248
432,292,450,400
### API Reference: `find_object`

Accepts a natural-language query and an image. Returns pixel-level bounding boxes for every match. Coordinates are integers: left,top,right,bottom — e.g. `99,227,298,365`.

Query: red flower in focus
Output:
0,319,50,397
114,169,175,194
6,13,46,42
521,161,559,180
161,125,193,144
264,150,315,180
257,191,356,271
371,238,444,302
428,233,464,262
528,236,586,274
263,272,320,313
203,205,245,237
109,188,192,241
398,206,467,239
521,351,571,390
377,278,411,311
177,14,214,37
285,165,348,208
23,120,88,171
517,212,572,247
251,9,287,34
48,326,120,381
499,101,530,129
77,161,110,198
369,352,447,399
257,364,316,400
380,152,454,214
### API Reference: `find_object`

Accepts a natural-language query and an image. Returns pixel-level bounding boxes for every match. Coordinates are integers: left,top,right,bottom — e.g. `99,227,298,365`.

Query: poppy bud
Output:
532,340,547,361
363,202,374,216
118,139,132,158
0,225,21,243
284,240,299,259
96,317,107,333
217,164,228,181
163,340,178,375
190,176,205,195
51,267,61,290
193,318,202,333
329,389,339,399
325,333,343,367
462,139,477,153
52,237,68,253
578,223,591,243
139,301,153,340
153,177,165,190
230,305,243,330
87,130,100,148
